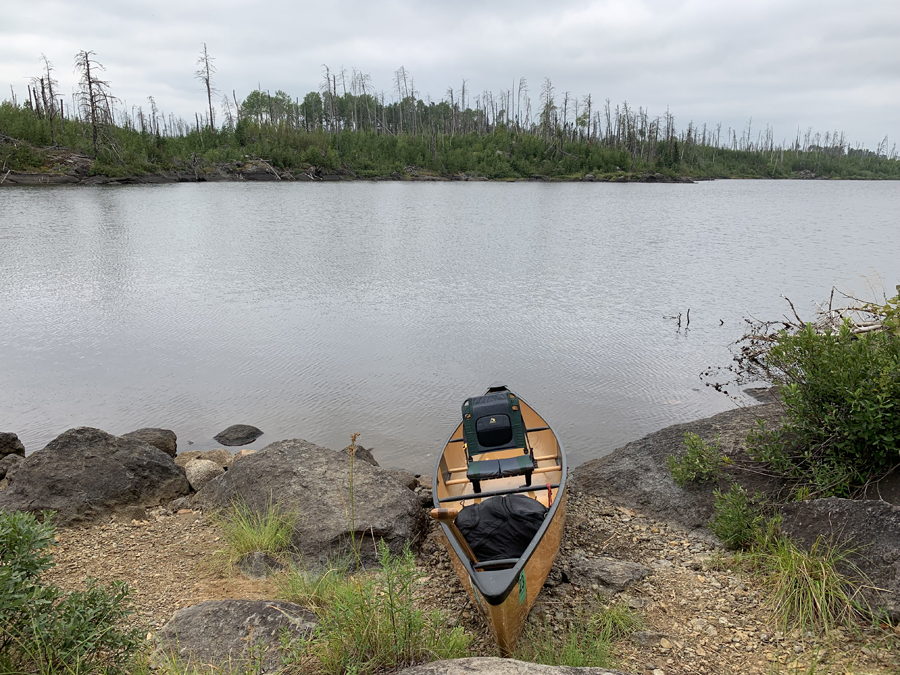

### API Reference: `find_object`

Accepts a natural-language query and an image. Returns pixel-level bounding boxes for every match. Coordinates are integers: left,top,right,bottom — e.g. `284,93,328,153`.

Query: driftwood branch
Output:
258,159,281,180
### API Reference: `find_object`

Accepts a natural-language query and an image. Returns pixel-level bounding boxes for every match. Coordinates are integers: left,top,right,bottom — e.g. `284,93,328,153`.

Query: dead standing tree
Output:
74,50,114,156
196,43,217,132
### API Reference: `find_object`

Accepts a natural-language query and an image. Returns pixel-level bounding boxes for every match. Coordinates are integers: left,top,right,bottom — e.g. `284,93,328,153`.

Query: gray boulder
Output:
780,497,900,620
184,458,224,491
0,427,190,526
397,658,627,674
570,393,785,530
565,554,650,595
0,432,25,458
121,428,177,457
351,443,379,467
213,424,263,446
0,453,21,480
196,438,426,569
157,600,315,672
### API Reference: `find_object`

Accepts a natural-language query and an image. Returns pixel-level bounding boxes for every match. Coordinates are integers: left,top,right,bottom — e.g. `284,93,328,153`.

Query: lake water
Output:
1,180,898,474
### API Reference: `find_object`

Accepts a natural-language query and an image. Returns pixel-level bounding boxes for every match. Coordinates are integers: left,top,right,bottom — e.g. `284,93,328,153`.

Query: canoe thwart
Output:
472,557,520,570
438,483,561,503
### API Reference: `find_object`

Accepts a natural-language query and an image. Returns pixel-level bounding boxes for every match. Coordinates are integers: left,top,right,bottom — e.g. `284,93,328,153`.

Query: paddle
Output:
429,508,478,563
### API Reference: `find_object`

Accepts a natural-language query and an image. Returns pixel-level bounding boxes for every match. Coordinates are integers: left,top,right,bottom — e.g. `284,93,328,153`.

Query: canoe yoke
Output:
462,391,536,493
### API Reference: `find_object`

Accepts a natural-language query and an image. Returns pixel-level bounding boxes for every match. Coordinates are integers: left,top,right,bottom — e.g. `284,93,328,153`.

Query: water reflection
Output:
1,180,898,474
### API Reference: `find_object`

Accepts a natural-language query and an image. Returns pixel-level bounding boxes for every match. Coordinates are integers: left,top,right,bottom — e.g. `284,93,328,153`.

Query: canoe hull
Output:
442,492,567,655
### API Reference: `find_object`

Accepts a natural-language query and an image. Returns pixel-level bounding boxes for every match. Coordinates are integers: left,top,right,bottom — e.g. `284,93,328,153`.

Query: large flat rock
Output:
570,397,785,530
157,599,315,671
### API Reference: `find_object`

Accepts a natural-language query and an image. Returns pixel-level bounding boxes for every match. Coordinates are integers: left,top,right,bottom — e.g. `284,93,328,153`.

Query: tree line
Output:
3,47,899,180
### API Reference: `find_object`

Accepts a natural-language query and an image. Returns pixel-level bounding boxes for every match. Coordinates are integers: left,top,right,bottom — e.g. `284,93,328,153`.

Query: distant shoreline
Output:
2,167,862,187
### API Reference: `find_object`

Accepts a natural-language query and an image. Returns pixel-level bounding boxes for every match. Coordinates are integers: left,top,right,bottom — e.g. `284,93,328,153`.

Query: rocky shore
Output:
0,148,699,186
2,398,899,674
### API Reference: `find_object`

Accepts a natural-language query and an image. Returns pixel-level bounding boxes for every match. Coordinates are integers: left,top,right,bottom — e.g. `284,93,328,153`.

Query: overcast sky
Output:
3,0,898,149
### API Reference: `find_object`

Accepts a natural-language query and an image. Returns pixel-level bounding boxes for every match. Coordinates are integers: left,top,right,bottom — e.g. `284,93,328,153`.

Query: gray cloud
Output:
2,0,897,148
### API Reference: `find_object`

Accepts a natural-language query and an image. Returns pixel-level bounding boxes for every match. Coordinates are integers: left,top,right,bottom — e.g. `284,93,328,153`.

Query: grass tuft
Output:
279,543,470,674
514,601,642,668
208,497,296,573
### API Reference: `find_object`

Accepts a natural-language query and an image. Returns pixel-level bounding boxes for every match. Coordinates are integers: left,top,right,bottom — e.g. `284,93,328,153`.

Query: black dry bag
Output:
454,494,548,561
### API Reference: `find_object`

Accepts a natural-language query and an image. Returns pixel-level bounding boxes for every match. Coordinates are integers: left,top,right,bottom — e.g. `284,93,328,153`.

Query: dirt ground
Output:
44,490,899,675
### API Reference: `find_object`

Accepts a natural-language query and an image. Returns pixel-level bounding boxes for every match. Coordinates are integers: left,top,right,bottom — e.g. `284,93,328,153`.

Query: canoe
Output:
431,385,567,656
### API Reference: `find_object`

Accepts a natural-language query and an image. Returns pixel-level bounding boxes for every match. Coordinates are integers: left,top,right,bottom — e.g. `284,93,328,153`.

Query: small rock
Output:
175,448,233,470
631,630,669,647
213,424,263,447
0,432,26,458
350,444,379,467
237,551,285,579
184,459,224,491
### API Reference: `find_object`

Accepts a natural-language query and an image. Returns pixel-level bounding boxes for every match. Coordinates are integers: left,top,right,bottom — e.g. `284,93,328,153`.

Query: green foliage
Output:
0,509,141,674
710,483,764,550
750,322,900,495
281,543,470,675
862,285,900,336
513,601,641,667
667,433,725,487
4,98,900,180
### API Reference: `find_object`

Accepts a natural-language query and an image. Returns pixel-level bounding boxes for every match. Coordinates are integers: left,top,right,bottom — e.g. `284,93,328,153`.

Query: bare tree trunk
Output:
195,43,217,132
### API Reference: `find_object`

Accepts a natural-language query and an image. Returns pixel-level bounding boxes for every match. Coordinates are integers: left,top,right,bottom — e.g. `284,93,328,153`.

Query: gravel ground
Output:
44,490,899,675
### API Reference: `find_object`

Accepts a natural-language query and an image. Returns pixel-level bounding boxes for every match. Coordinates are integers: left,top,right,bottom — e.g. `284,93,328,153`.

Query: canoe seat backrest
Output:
461,392,528,459
462,391,535,493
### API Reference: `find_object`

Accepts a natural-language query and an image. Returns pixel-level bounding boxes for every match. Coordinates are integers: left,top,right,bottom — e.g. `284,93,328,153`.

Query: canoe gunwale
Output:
432,387,567,607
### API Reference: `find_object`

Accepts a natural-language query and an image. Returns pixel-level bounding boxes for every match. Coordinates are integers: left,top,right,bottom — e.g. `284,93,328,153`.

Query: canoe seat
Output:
467,454,535,494
461,389,538,493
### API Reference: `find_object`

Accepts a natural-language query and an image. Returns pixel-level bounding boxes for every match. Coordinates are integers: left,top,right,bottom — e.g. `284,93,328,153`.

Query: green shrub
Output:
753,322,900,495
667,433,724,487
710,483,764,550
0,509,141,674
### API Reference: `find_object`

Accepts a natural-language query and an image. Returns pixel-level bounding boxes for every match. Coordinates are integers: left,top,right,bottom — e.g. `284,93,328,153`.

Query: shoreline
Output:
1,168,707,186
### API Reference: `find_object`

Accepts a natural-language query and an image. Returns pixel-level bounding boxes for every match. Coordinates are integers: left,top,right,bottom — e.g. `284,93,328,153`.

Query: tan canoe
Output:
431,385,567,656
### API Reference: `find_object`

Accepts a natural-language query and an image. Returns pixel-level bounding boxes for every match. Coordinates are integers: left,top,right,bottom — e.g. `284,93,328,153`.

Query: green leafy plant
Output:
667,432,725,487
751,322,900,496
861,284,900,335
710,483,764,550
0,509,141,674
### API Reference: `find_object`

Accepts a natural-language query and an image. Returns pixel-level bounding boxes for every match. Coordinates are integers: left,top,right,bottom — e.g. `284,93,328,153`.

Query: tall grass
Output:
513,601,642,668
279,543,470,674
750,529,868,634
209,497,296,573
